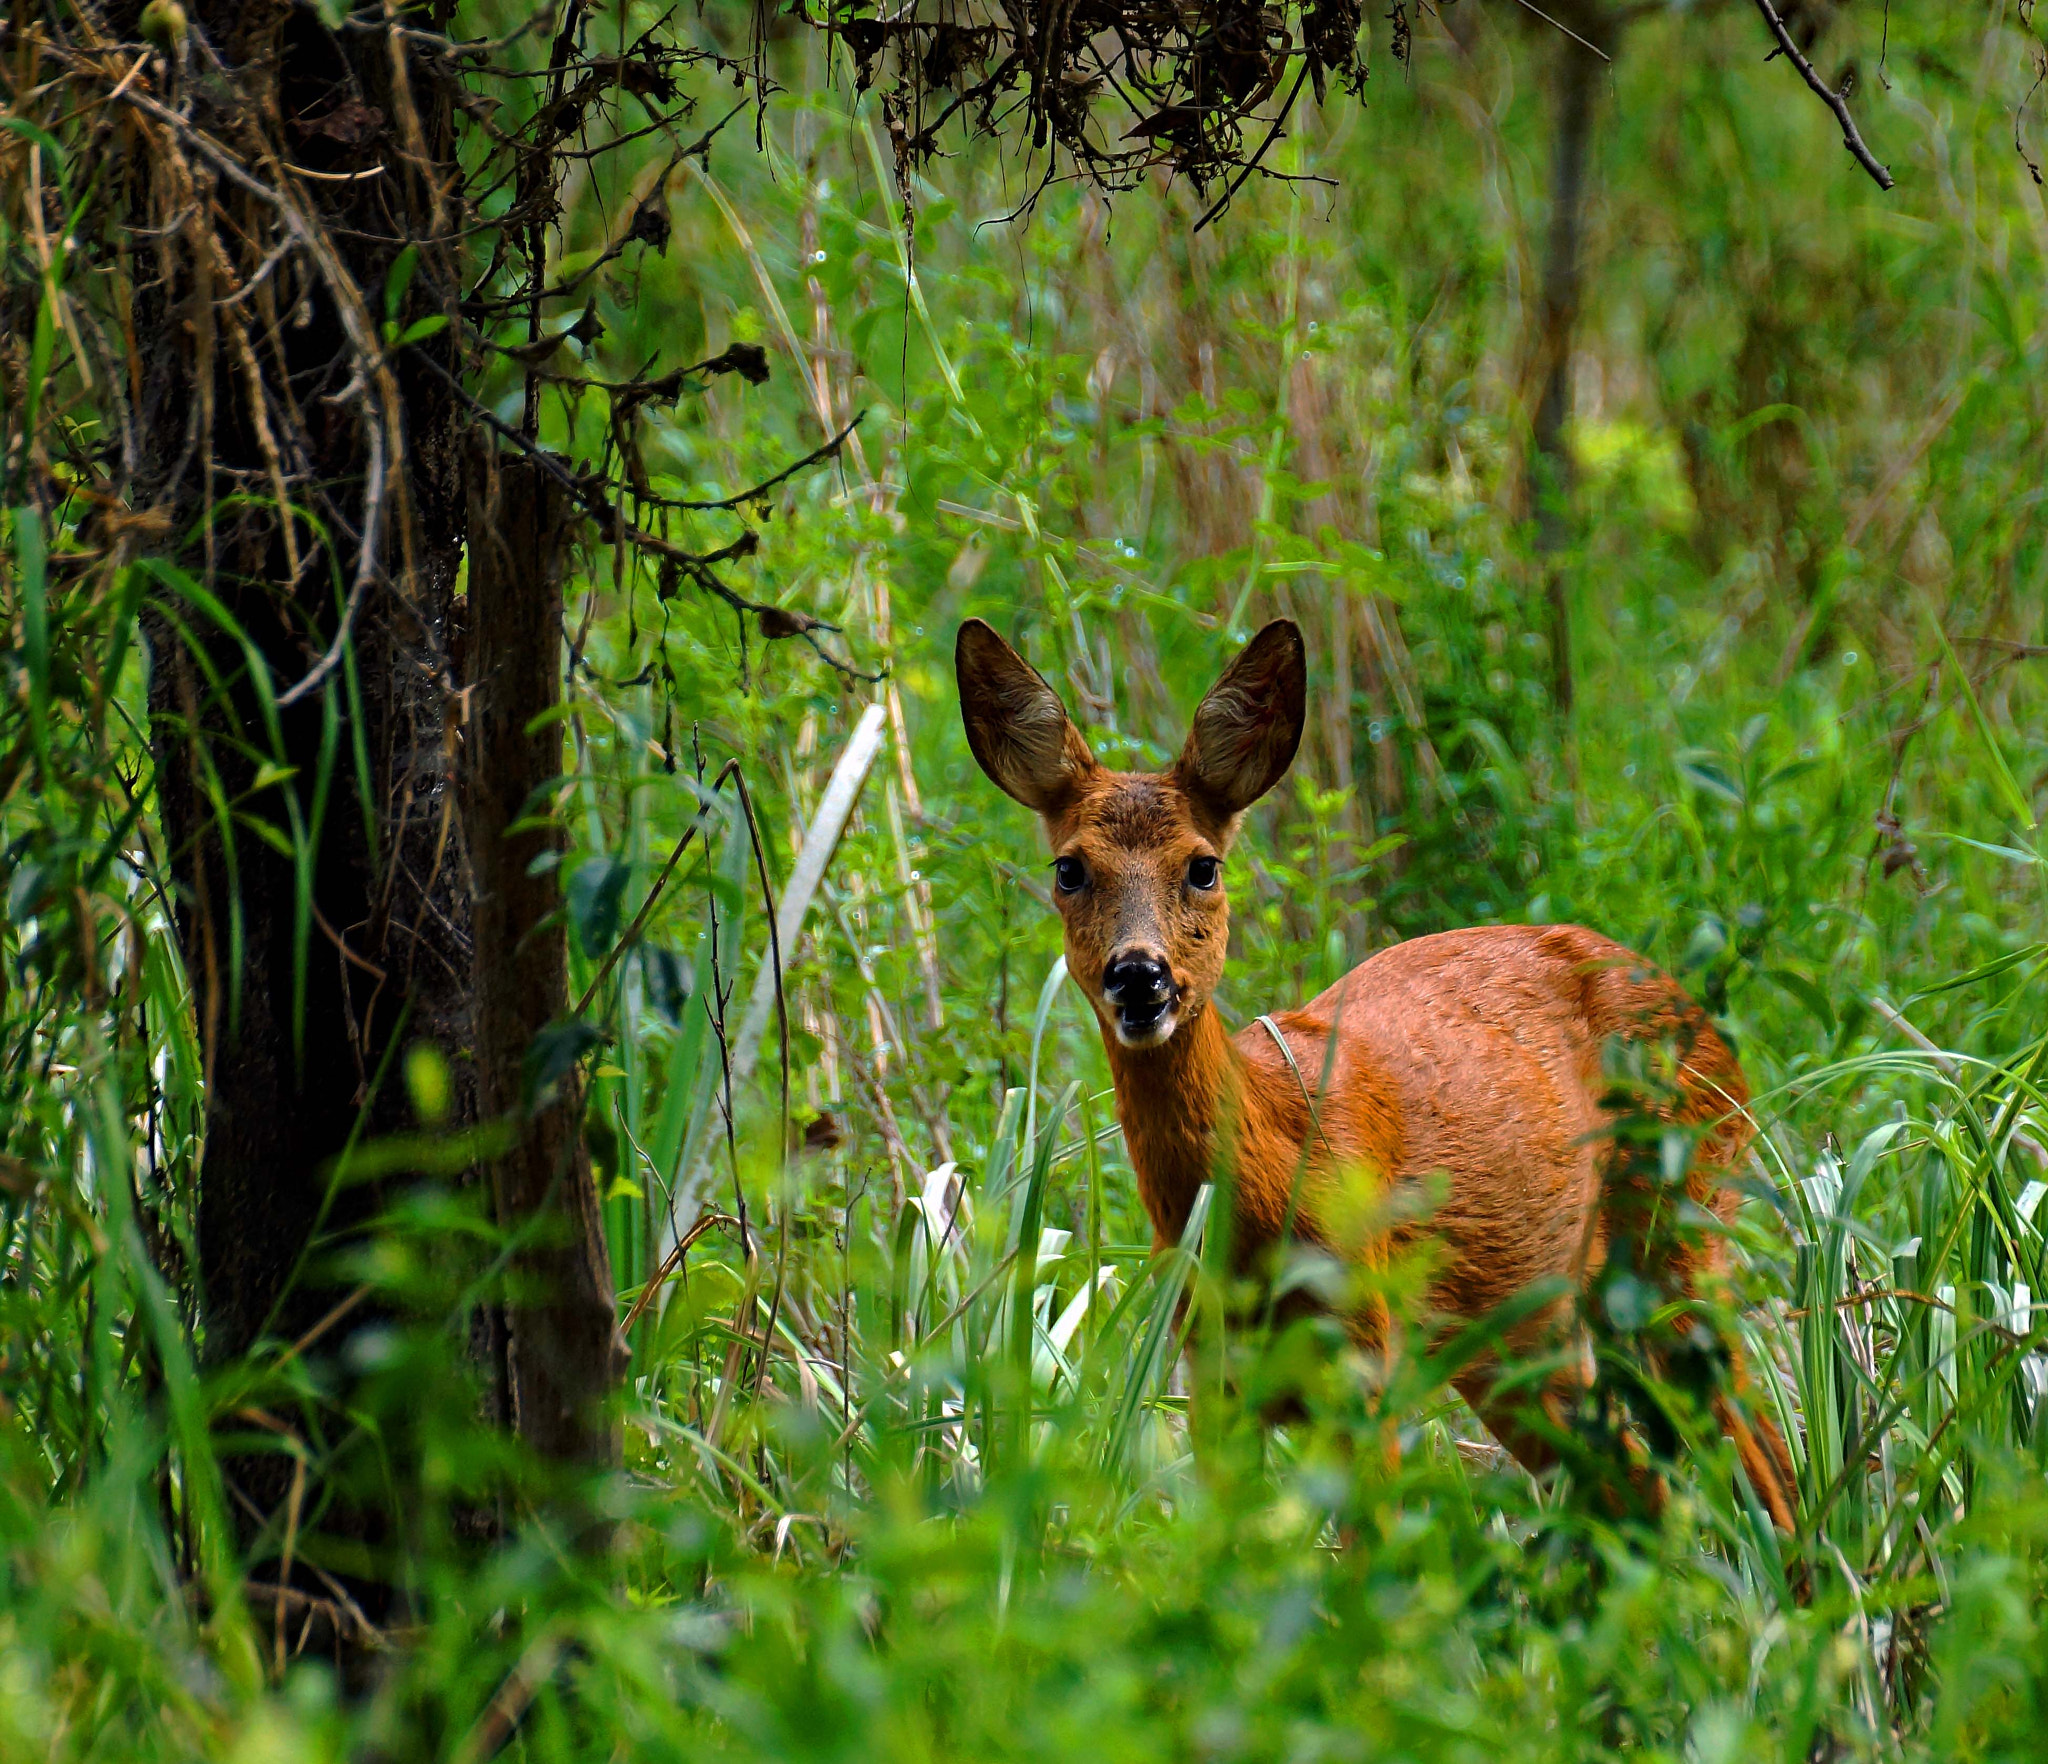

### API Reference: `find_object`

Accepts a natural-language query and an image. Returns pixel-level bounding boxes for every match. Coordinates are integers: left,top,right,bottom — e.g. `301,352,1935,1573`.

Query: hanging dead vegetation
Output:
829,0,1370,221
818,0,1923,206
0,4,875,706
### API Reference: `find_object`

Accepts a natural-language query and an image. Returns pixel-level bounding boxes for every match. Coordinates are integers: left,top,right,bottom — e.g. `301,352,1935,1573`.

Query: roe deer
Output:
956,616,1798,1529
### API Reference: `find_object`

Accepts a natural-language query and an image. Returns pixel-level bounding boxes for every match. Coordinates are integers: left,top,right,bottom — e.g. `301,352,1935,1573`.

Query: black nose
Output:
1103,952,1174,1010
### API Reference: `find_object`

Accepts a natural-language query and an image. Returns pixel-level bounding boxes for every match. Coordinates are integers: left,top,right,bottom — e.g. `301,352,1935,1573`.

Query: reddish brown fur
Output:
957,618,1798,1529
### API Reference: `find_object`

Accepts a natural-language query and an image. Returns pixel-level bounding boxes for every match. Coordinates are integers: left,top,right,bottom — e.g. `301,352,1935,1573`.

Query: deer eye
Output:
1186,855,1220,891
1052,855,1088,894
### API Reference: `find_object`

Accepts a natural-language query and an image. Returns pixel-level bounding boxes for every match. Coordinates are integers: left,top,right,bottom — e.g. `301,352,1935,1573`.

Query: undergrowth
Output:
4,1,2048,1758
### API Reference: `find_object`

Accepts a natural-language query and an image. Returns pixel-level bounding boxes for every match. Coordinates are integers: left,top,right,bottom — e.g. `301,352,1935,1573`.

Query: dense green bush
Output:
3,0,2046,1757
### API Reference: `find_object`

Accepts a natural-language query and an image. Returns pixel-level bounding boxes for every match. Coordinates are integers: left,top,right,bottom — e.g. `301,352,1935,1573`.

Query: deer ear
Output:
956,619,1098,814
1175,621,1307,826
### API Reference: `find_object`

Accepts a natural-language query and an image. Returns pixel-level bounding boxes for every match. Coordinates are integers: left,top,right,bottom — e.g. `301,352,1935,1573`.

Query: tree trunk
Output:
130,1,621,1574
463,454,625,1475
1528,8,1616,727
140,3,472,1370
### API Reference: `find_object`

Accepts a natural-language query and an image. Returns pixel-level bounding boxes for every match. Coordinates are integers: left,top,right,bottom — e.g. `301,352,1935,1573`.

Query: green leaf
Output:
405,1042,453,1126
522,1017,604,1114
384,244,420,325
1675,751,1743,806
0,117,65,181
568,853,633,961
1927,607,2038,832
1902,942,2047,1004
1681,915,1728,970
1920,831,2040,867
639,943,695,1028
1765,967,1836,1036
14,507,48,768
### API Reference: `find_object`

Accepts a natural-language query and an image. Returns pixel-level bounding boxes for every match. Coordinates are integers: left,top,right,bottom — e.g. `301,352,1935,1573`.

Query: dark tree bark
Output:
139,3,473,1375
128,1,622,1575
1527,7,1619,726
463,455,625,1475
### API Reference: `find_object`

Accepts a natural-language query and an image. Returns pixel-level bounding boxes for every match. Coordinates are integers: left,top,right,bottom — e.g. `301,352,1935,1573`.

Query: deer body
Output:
1106,924,1744,1333
958,618,1797,1528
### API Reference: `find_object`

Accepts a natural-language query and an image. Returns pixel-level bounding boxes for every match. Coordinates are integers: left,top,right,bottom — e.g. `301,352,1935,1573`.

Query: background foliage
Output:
4,0,2048,1756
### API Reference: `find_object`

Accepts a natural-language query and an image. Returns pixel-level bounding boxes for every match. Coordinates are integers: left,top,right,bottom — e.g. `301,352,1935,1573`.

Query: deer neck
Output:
1102,999,1259,1247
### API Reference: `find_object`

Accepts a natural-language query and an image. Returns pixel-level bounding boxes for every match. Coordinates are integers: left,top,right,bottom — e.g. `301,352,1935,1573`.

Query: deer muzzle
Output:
1103,950,1179,1045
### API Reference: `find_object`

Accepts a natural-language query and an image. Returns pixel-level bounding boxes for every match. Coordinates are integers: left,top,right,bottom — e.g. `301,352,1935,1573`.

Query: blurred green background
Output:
5,0,2048,1756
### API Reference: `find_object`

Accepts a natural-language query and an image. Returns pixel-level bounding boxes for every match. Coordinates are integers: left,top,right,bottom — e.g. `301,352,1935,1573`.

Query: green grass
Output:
4,0,2048,1757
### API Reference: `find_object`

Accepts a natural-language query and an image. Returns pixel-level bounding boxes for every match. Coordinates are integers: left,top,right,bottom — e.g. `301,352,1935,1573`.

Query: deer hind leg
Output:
1453,1359,1669,1519
1452,1366,1568,1480
1450,1265,1797,1529
1710,1350,1799,1534
1607,978,1801,1536
1624,1224,1800,1535
1680,1110,1802,1533
1621,1226,1800,1534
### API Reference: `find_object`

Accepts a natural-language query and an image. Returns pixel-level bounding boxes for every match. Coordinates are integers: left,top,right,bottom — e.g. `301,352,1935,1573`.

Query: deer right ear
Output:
956,620,1098,814
1175,620,1307,828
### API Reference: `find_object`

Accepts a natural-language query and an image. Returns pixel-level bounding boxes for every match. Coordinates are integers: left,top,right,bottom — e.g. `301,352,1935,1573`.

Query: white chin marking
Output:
1113,1011,1179,1049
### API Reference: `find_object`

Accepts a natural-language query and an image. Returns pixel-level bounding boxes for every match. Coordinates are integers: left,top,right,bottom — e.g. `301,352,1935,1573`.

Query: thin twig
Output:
404,345,882,679
106,76,408,679
637,413,866,511
719,765,791,1177
1751,0,1895,191
1506,0,1611,62
281,161,386,182
1194,60,1312,235
618,1209,735,1336
573,815,707,1018
273,1283,373,1372
450,1628,563,1764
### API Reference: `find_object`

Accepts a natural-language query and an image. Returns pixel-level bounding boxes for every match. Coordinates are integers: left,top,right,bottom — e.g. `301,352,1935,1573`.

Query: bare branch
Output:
637,414,864,512
1506,0,1612,62
1751,0,1895,192
404,346,883,683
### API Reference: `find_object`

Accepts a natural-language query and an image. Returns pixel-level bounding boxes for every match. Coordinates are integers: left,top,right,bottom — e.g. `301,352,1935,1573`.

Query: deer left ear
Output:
1174,620,1307,828
957,618,1099,814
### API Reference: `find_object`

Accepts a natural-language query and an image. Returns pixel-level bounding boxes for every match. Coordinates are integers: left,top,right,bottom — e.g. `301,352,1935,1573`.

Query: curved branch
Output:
1751,0,1894,192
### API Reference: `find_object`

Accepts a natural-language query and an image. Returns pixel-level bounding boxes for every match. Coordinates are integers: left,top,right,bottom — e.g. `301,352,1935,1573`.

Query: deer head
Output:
957,619,1307,1049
